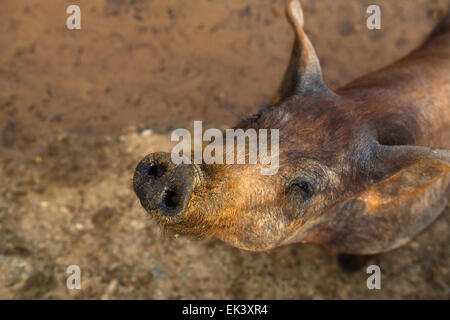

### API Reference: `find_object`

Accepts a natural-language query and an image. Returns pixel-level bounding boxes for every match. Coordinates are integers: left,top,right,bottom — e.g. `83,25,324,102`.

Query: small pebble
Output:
140,129,152,137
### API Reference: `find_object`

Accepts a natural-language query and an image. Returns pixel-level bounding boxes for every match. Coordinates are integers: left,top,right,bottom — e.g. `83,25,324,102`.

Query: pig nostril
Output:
163,189,180,209
148,163,166,177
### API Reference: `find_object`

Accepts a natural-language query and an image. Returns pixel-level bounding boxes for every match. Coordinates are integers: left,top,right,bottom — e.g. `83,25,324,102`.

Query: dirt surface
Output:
0,0,449,299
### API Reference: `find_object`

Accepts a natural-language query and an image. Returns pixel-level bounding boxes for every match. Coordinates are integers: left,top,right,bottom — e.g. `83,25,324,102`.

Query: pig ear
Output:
271,0,330,104
364,144,450,195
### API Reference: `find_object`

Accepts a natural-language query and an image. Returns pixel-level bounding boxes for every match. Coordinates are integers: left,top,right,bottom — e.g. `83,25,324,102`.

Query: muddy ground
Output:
0,0,449,299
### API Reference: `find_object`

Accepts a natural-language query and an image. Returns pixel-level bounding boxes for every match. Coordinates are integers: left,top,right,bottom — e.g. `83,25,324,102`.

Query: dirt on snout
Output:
0,0,449,299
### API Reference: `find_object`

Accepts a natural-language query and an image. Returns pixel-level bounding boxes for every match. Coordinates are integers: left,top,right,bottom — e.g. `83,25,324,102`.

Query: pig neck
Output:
336,28,450,149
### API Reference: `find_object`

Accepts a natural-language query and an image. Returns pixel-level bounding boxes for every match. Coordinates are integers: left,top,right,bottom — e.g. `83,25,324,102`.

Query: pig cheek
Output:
284,198,309,220
223,208,289,251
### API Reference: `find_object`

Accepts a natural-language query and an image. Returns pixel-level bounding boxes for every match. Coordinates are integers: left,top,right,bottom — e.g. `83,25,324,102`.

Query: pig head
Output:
133,0,450,254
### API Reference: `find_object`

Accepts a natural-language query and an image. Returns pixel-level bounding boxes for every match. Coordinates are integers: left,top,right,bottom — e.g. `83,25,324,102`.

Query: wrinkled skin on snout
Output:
133,0,450,254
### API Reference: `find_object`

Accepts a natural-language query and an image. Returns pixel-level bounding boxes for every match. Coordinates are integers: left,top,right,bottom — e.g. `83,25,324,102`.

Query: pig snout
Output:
133,152,200,220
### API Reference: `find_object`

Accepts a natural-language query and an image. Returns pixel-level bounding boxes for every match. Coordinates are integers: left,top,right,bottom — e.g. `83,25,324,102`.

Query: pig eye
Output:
235,105,272,128
290,181,314,200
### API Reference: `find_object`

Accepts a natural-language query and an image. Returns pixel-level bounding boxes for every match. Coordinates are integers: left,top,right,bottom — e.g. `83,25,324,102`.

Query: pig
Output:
133,0,450,255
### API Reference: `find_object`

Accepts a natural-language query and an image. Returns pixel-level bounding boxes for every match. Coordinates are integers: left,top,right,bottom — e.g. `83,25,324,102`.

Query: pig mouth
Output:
133,152,203,221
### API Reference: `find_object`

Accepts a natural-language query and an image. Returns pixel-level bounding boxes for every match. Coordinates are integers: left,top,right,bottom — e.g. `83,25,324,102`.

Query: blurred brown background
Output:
0,0,449,299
